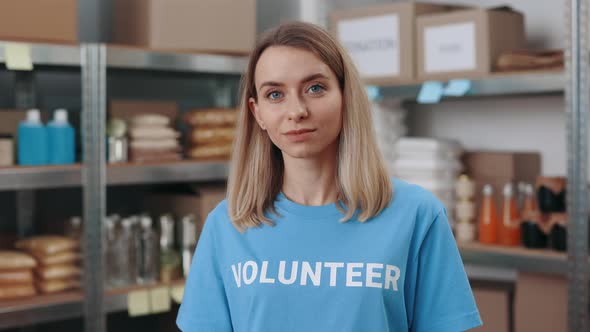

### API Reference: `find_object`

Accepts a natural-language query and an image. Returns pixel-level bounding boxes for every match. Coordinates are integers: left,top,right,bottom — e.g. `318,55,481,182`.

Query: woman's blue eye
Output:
268,91,282,100
308,84,324,94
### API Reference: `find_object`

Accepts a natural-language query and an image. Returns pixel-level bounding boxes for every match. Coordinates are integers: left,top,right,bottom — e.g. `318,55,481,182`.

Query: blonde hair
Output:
227,21,392,232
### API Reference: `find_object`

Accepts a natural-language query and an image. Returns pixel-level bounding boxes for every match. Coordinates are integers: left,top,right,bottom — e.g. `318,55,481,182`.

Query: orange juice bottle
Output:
478,184,498,244
499,183,521,246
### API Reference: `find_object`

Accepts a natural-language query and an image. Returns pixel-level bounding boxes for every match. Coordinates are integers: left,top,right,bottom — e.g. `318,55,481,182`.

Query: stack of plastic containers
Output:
371,99,407,172
392,137,463,224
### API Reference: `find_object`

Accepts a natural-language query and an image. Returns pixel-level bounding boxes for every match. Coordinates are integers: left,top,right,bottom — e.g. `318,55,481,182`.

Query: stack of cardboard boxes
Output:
331,3,525,84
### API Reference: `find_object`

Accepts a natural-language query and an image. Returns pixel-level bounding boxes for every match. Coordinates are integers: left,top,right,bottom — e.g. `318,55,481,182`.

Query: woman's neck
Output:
281,149,339,206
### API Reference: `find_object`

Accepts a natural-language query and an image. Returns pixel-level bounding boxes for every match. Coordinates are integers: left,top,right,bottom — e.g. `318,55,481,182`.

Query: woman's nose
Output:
287,95,309,121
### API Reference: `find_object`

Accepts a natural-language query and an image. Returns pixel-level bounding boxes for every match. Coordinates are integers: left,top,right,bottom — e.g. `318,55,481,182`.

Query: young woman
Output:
177,21,481,332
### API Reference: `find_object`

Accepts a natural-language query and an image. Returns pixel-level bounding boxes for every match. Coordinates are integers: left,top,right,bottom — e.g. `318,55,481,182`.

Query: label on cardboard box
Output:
424,22,476,73
337,14,400,77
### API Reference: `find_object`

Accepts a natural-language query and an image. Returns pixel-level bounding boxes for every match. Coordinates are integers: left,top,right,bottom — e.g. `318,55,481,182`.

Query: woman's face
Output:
249,46,343,159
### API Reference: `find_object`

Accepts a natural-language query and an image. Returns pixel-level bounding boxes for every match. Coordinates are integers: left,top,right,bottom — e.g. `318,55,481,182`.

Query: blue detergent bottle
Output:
47,109,75,165
18,109,48,166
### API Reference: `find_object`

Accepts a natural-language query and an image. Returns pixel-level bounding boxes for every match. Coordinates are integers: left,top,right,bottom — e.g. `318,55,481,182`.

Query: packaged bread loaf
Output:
0,251,37,270
16,236,79,256
32,251,82,266
184,109,238,127
190,127,235,145
0,284,36,300
0,269,34,285
129,126,180,140
188,144,232,160
36,278,81,294
131,114,171,127
35,264,82,281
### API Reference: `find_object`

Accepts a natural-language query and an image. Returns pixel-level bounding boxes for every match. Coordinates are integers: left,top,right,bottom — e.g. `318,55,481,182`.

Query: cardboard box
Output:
109,100,179,125
463,151,541,212
417,7,525,80
0,0,77,43
515,273,566,332
473,288,510,332
330,2,458,85
113,0,256,54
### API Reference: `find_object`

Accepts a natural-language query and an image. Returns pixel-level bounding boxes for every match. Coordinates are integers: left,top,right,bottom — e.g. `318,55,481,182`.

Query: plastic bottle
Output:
521,184,548,248
47,109,75,164
478,184,499,244
160,214,181,283
181,214,198,278
138,215,159,284
499,183,521,246
18,109,48,165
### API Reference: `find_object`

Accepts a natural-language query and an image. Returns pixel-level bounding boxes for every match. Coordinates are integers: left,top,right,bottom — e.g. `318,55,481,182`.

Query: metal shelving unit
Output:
0,161,229,191
379,69,565,99
1,1,589,330
0,279,185,330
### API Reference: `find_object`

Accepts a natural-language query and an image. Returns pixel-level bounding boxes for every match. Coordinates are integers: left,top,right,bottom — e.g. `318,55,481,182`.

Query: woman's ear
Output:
249,97,266,130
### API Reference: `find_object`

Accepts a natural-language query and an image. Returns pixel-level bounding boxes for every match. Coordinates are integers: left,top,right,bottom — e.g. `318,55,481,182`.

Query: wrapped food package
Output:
190,127,235,145
35,264,82,281
187,144,232,160
184,109,238,127
0,284,36,300
0,269,34,285
36,278,81,294
0,251,37,270
32,251,82,267
16,236,79,256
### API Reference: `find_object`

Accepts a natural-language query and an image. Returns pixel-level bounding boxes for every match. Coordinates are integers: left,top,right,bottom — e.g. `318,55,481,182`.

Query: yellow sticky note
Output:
5,43,33,71
149,287,171,313
170,285,185,304
128,290,150,317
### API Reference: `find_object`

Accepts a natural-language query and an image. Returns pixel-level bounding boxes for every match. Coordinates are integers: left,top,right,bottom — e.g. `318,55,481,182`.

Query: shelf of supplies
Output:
106,160,229,186
0,161,229,190
0,41,80,67
0,279,186,329
0,41,247,74
104,279,185,314
378,69,565,99
0,290,84,329
0,164,83,190
458,242,571,276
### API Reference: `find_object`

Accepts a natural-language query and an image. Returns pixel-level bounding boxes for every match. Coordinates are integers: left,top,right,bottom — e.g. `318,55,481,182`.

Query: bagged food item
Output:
130,138,179,150
130,114,171,127
187,144,232,160
32,251,82,266
0,269,34,285
35,264,82,281
0,284,36,300
16,236,79,256
36,278,81,294
129,126,180,140
0,251,37,270
190,127,235,145
184,109,238,127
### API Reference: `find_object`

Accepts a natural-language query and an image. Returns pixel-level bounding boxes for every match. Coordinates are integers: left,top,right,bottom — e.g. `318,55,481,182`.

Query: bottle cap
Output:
54,109,68,123
483,184,493,195
503,183,514,197
26,109,41,123
140,215,152,228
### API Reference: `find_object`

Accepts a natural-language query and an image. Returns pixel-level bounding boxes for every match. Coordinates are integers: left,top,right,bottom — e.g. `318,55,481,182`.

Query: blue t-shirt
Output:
177,178,482,332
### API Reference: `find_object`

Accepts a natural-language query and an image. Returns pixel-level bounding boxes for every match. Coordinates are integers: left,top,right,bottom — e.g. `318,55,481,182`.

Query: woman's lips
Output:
284,128,316,142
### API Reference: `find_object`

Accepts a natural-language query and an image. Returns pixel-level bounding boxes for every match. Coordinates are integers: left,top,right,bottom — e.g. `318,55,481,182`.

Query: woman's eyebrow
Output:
259,73,329,90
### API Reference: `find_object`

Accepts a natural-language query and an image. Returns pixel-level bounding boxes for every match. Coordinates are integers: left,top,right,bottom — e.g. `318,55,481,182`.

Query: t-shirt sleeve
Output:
406,208,482,332
176,213,233,332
